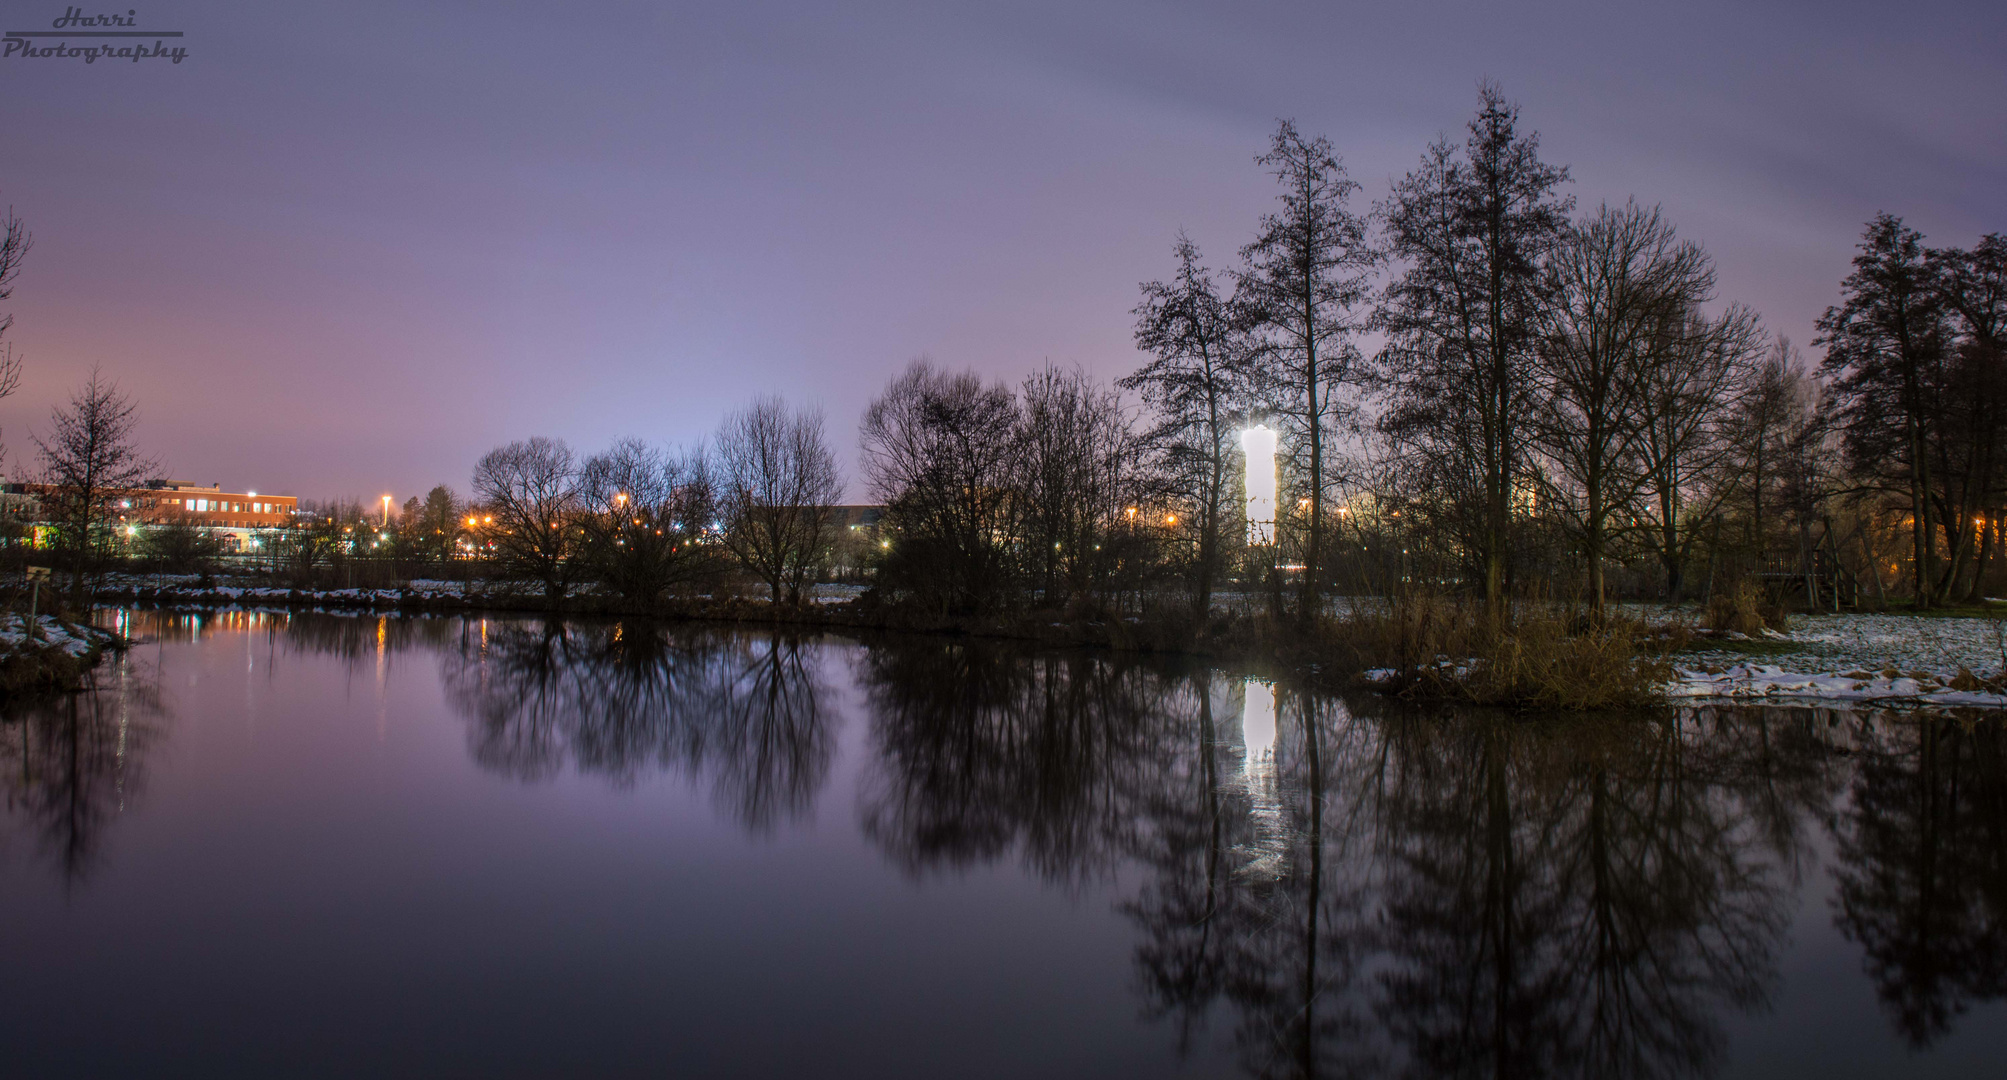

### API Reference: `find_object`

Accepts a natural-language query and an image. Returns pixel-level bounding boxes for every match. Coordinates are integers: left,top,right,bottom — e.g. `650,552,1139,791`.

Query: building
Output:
135,481,297,530
2,479,298,552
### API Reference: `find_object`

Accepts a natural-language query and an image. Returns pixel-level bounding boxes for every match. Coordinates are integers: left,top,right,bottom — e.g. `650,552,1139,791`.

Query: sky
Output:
1,0,2001,502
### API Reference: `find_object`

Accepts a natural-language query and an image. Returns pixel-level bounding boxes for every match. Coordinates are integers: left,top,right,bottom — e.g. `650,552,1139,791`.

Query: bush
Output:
1706,581,1788,636
1331,595,1679,709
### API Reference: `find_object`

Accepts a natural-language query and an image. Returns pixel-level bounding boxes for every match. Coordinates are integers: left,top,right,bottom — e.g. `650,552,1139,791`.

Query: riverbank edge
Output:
0,615,124,696
81,582,2007,712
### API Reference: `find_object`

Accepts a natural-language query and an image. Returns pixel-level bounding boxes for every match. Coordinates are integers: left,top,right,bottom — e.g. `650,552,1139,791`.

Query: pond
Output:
3,610,2005,1078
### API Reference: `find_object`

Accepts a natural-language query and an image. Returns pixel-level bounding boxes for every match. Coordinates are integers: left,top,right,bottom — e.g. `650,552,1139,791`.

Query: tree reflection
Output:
440,619,834,830
859,637,1826,1080
1831,713,2007,1046
1130,685,1385,1079
0,654,166,886
855,640,1174,882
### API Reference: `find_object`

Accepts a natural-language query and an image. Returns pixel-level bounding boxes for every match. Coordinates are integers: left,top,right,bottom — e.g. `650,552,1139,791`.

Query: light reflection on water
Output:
1,609,2004,1078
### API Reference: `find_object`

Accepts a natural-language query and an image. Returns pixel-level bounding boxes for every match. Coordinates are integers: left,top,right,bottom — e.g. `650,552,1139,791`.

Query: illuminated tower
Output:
1240,424,1277,545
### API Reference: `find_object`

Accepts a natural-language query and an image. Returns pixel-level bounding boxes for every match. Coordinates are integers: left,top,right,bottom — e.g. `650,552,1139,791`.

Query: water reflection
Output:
23,610,2007,1074
1831,714,2007,1046
442,619,834,830
0,654,166,885
854,637,1858,1080
855,641,1173,881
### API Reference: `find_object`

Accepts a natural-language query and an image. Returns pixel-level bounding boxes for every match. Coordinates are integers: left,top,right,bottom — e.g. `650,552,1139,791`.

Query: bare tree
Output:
471,436,581,602
35,369,158,597
716,398,841,605
0,205,34,470
578,437,720,605
1124,233,1252,616
0,202,29,347
860,360,1022,615
1238,120,1378,618
1531,202,1717,614
1377,83,1573,611
1013,366,1138,607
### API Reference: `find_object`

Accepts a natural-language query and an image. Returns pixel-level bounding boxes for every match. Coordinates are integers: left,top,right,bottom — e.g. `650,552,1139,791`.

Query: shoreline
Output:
63,579,2007,713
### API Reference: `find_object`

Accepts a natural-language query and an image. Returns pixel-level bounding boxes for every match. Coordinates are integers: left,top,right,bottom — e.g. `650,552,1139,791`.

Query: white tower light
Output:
1241,425,1277,545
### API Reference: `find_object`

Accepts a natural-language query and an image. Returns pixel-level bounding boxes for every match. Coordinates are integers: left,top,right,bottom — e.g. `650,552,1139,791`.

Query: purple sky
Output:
2,0,2001,502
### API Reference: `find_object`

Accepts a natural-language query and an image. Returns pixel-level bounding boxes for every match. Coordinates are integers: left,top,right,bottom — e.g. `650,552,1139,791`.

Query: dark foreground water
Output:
4,611,2006,1078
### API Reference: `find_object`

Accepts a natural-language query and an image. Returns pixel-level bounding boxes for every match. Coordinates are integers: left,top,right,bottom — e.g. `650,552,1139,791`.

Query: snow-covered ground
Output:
1673,610,2007,708
0,613,118,658
1684,611,2007,675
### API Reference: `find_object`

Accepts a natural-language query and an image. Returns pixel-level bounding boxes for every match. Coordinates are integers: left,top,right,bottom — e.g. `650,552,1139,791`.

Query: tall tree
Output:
1532,202,1713,614
1238,120,1377,619
1816,215,1950,605
471,436,581,602
1124,235,1251,616
716,397,841,606
859,361,1022,615
35,370,157,598
1932,235,2007,600
1014,366,1136,607
1633,306,1765,601
1377,83,1573,611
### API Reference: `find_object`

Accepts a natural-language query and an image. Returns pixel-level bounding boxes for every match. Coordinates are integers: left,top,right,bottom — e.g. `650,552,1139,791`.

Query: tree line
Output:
4,84,2001,618
856,83,2005,617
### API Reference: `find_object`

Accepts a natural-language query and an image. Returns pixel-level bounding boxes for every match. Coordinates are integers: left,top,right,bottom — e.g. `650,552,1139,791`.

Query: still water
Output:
3,610,2006,1078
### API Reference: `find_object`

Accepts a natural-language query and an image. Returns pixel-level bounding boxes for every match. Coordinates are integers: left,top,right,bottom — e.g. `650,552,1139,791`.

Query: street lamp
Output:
382,495,392,528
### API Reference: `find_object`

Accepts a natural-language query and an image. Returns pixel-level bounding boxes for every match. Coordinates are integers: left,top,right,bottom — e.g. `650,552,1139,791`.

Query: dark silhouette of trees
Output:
1630,307,1765,602
35,369,157,598
399,484,465,570
1931,234,2007,600
860,361,1023,614
1376,83,1574,611
0,200,29,346
578,437,720,605
715,398,841,606
1532,203,1717,615
1125,235,1253,615
1013,365,1139,607
1817,215,1953,605
1238,121,1378,618
471,436,582,602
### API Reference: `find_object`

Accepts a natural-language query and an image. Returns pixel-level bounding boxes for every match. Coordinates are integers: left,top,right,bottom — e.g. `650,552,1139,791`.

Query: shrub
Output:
1332,595,1678,709
1705,581,1788,635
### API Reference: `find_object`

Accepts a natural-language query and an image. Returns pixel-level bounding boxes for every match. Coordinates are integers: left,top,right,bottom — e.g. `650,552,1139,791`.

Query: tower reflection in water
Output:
17,613,2007,1078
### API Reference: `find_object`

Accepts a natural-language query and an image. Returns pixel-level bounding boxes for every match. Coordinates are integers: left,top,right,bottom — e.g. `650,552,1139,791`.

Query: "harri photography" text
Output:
4,8,188,65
